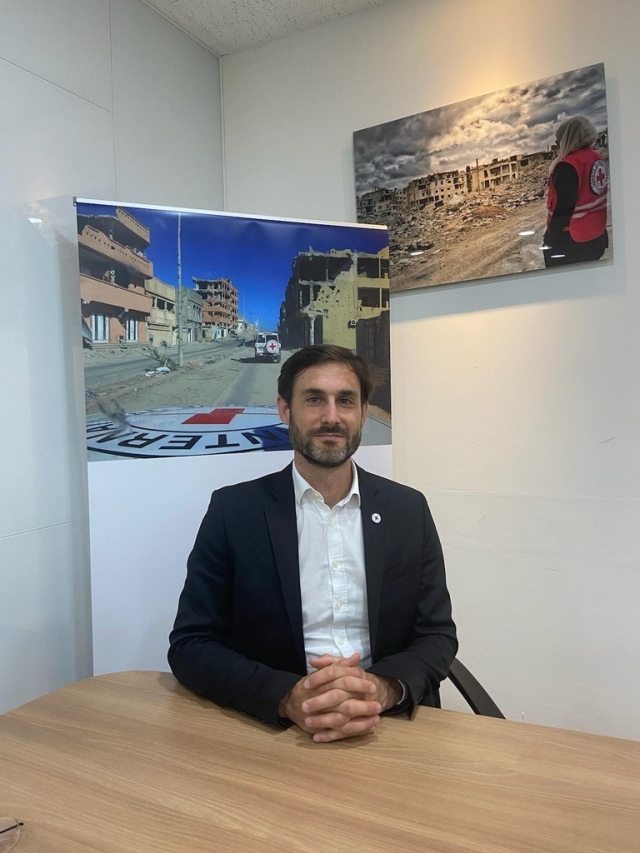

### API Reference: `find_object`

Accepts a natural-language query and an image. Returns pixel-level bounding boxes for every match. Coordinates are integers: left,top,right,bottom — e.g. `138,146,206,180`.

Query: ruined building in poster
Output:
279,246,391,411
77,207,153,346
181,288,204,343
145,278,176,347
466,151,552,193
278,247,390,352
193,277,239,340
357,150,554,218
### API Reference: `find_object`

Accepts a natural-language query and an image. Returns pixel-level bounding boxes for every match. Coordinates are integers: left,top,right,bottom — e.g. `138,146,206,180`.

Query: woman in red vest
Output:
543,115,609,268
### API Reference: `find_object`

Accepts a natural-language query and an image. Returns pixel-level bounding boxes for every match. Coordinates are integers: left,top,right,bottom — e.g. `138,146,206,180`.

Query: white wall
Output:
0,0,223,713
221,0,640,739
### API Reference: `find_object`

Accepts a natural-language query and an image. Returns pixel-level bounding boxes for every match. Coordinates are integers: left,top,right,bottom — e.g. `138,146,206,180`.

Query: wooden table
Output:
0,672,638,853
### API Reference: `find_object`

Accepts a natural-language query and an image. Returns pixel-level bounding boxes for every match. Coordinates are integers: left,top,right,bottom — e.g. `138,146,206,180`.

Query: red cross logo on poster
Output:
182,408,245,425
85,406,292,458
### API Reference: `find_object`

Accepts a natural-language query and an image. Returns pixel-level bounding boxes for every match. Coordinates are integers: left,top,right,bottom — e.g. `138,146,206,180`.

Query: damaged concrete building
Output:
357,169,468,217
467,151,553,192
77,207,153,346
145,278,176,348
180,288,203,343
357,149,556,219
278,247,390,352
405,170,468,210
279,246,391,411
357,186,407,217
193,277,239,339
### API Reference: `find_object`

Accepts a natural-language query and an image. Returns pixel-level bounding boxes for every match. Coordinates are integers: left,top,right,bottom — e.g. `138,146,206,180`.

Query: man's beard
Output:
287,419,362,468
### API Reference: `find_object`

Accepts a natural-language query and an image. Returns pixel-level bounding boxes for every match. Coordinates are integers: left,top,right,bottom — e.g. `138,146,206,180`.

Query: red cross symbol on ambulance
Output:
267,340,278,353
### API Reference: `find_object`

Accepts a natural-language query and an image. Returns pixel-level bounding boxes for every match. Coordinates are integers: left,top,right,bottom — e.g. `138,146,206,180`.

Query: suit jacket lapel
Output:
265,464,306,672
358,466,385,658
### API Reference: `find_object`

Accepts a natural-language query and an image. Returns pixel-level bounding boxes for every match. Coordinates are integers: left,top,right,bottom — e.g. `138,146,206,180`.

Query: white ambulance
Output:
254,332,281,363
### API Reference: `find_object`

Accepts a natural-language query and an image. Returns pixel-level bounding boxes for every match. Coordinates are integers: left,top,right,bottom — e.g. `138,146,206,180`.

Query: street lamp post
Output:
177,213,184,367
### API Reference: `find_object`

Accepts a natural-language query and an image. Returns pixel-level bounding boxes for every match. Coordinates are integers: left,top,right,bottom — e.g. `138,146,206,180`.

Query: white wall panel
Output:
221,0,640,738
390,275,639,500
110,0,224,208
0,201,97,540
439,490,640,740
0,0,112,109
0,0,223,713
0,57,116,207
0,519,91,714
0,63,116,539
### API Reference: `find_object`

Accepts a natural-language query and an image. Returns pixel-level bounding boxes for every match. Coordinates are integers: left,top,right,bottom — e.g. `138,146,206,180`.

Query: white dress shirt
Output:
291,460,372,674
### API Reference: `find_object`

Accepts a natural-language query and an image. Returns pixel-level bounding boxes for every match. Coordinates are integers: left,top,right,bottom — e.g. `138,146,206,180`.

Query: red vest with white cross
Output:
547,147,608,242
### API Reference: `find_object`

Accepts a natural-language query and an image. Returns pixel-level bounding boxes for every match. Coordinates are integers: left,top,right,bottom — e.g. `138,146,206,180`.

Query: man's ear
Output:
277,395,290,425
361,400,369,426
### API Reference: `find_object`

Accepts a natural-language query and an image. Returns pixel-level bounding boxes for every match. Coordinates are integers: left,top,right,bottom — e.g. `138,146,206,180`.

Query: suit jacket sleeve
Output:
168,491,299,727
366,494,457,710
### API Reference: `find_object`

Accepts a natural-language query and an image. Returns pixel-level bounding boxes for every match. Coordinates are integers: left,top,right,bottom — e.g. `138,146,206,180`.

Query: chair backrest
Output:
431,658,505,718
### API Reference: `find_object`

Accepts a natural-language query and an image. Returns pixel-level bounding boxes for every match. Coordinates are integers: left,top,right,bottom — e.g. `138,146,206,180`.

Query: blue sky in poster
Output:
77,202,388,331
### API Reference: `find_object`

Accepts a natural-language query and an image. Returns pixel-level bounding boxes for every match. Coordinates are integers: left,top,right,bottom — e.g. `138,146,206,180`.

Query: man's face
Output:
277,362,369,469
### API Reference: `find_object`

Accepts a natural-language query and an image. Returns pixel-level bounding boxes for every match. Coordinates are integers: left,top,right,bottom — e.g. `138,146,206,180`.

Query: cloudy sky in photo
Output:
354,64,608,195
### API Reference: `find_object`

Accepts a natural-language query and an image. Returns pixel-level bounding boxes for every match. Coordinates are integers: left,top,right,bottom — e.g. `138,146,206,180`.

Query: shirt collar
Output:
291,459,361,508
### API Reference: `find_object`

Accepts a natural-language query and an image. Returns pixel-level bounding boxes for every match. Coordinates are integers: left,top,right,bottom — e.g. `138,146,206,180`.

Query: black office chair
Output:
432,658,505,718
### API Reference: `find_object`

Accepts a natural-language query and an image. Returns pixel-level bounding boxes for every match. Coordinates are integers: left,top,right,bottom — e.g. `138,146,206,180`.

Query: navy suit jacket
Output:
168,463,457,727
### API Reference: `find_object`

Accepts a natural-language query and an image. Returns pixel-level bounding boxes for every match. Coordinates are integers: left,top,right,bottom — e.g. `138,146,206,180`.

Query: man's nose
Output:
321,399,340,423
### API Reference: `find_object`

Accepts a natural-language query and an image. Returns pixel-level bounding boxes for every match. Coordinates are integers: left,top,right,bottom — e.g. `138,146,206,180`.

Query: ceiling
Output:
142,0,397,56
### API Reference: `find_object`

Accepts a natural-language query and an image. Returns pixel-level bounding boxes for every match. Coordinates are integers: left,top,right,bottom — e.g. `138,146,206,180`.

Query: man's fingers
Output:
302,688,347,714
302,684,379,713
304,664,366,690
315,675,376,696
312,715,381,743
305,710,351,729
303,690,382,716
304,700,381,730
309,652,360,670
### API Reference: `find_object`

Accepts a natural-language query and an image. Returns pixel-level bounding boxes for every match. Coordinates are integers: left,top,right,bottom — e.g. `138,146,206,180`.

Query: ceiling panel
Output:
142,0,398,55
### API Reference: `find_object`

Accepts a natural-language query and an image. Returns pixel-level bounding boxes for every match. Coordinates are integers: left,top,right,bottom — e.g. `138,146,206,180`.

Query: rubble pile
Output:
362,163,549,278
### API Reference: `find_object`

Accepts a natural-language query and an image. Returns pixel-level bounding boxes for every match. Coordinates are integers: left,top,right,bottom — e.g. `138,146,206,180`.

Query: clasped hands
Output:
279,652,402,743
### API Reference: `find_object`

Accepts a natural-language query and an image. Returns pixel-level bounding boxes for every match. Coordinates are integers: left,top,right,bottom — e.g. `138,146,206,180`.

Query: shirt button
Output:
337,637,344,646
328,521,333,528
332,560,339,568
335,602,342,611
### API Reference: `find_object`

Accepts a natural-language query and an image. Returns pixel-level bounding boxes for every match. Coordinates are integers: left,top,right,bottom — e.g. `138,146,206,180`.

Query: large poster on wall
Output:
77,201,391,457
354,62,611,291
76,200,391,676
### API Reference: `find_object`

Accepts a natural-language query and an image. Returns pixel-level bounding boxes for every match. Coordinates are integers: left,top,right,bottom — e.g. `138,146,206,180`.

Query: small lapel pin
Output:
371,513,381,524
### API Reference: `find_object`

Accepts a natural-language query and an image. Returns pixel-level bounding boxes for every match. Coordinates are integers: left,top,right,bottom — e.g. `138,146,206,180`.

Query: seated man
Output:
169,344,457,743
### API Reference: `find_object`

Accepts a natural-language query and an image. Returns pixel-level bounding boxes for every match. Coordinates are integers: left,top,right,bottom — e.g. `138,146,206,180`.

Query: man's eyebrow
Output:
299,387,357,397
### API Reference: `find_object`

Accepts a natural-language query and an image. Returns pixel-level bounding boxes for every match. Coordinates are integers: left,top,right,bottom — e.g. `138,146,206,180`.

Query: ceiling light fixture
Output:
518,230,535,236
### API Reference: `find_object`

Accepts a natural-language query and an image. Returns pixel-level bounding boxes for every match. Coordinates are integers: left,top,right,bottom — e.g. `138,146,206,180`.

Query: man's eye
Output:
339,398,355,406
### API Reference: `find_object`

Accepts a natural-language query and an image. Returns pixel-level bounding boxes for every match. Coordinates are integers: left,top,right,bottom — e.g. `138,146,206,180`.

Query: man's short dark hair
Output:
277,344,382,405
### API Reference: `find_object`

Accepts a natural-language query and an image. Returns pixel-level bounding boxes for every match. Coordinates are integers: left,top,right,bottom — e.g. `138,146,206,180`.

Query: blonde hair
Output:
550,116,598,174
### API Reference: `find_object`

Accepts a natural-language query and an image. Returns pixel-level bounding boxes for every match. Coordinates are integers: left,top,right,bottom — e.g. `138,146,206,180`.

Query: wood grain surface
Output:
0,671,638,853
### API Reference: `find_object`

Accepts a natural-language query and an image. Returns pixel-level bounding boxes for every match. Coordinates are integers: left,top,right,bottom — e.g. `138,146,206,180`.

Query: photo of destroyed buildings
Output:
77,201,390,460
354,63,610,290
